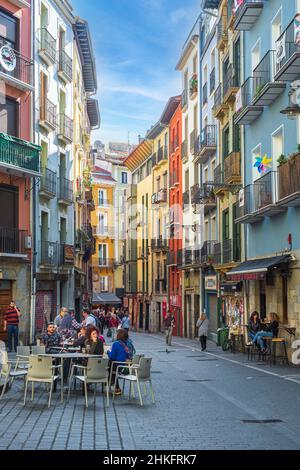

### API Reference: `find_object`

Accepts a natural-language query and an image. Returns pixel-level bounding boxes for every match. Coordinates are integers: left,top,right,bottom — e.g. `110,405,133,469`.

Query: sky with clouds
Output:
72,0,200,146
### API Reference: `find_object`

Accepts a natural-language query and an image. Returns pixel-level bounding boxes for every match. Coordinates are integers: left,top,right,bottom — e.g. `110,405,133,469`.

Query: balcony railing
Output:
210,68,216,94
59,114,73,144
93,226,115,238
40,167,57,197
189,73,198,97
214,163,223,185
0,228,27,255
170,170,179,187
201,125,217,152
38,28,56,64
58,50,72,82
217,15,228,49
58,177,73,204
182,88,188,108
221,238,241,265
40,241,58,266
253,50,286,106
183,249,193,267
0,133,40,176
181,140,187,160
223,63,239,99
151,238,168,252
213,83,223,113
224,151,241,183
201,240,219,265
234,77,263,125
202,82,208,106
0,38,34,90
157,146,167,163
94,258,114,269
234,0,264,31
236,172,284,222
157,188,167,203
152,152,157,167
40,98,57,131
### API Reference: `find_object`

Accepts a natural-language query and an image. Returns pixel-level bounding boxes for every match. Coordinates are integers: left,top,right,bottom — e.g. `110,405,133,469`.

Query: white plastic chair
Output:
108,354,144,392
0,351,27,400
0,340,6,351
114,357,155,406
68,357,109,408
31,345,46,355
23,356,61,408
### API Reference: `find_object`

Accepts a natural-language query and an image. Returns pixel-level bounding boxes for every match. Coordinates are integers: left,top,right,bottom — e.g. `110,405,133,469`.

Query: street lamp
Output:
280,86,300,120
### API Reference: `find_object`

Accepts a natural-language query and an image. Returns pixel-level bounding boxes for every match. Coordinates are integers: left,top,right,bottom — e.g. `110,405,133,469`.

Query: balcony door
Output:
98,243,108,266
0,184,18,253
0,98,18,137
232,203,241,262
99,213,107,234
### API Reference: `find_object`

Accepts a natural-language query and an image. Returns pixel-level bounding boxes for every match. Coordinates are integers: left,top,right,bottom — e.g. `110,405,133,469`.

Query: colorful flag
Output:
275,32,286,64
294,14,300,45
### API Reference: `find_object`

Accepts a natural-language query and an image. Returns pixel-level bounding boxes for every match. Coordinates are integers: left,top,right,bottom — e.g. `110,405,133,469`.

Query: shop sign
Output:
64,245,75,265
228,272,266,281
205,275,217,290
0,45,16,72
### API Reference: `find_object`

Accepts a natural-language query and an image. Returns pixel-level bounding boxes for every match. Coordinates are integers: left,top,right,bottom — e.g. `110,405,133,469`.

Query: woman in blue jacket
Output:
108,329,134,395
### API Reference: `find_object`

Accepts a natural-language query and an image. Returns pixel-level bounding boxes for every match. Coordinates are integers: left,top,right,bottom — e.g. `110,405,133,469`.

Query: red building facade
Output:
168,101,183,337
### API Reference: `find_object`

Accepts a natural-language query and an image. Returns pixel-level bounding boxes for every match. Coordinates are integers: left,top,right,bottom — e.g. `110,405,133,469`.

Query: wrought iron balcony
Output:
201,240,219,265
152,188,168,204
58,244,74,267
217,15,228,51
223,63,239,103
38,28,56,65
213,83,228,120
190,129,197,156
0,228,27,256
236,172,286,224
58,114,73,144
58,50,73,83
40,167,57,198
234,77,263,126
157,146,168,164
191,183,216,214
275,20,300,82
0,38,34,91
214,163,223,186
234,0,264,31
40,241,58,266
92,258,114,269
195,125,217,164
0,133,40,177
214,238,241,266
93,226,115,238
58,177,73,205
39,98,57,132
253,50,286,106
151,238,168,252
152,152,157,168
202,0,220,8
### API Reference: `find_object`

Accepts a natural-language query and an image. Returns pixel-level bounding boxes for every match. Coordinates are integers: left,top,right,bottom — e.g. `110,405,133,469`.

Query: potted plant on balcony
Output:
277,154,288,167
189,74,198,97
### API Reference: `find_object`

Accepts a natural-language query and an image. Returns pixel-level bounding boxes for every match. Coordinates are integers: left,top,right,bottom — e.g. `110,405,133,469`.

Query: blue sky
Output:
72,0,200,145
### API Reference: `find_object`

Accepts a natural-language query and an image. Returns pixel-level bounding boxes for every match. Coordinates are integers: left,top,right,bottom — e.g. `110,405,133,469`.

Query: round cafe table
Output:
38,353,102,402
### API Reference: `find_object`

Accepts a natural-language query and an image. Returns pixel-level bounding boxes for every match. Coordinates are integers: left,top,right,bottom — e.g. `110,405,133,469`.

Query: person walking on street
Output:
4,301,21,352
121,311,130,331
164,311,175,348
109,313,120,341
196,313,209,351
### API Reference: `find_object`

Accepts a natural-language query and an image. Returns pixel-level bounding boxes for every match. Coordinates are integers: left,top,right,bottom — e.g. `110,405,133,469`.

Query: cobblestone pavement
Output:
1,332,300,450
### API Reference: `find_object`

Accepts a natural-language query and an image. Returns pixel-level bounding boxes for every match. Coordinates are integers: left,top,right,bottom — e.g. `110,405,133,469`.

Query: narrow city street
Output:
1,332,300,451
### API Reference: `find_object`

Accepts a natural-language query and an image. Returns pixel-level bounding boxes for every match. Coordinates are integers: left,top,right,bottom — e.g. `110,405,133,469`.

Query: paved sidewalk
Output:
1,332,300,450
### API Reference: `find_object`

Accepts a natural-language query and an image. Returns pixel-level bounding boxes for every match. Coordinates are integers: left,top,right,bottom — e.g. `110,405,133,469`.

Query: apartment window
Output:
157,176,161,192
194,104,198,132
98,189,107,206
185,170,189,192
100,276,108,292
121,171,128,184
185,115,188,143
211,216,216,240
252,144,262,181
99,214,107,233
251,39,260,74
193,54,198,74
222,126,230,160
204,167,209,183
0,97,18,137
271,9,282,50
205,220,209,241
0,10,17,49
163,172,167,189
0,184,18,231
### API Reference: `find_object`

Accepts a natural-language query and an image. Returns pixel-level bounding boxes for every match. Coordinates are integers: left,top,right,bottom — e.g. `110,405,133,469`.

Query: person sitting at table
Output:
84,327,104,355
41,322,61,354
249,312,279,353
123,329,136,359
247,311,261,344
73,326,87,350
108,329,132,395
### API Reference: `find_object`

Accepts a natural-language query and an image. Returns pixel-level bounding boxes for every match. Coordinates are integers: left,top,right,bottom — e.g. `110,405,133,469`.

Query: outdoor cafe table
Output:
37,353,103,402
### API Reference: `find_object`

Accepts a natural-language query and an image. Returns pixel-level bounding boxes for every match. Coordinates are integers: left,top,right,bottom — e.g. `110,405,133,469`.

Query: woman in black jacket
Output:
84,327,104,355
247,311,261,343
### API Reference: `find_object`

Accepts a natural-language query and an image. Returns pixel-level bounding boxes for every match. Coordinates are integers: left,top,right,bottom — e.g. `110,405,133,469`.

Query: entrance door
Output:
139,302,143,330
206,293,218,334
0,281,12,341
145,304,150,331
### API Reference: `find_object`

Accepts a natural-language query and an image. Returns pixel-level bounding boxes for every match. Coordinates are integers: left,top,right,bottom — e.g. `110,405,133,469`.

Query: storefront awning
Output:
92,293,122,305
227,255,292,281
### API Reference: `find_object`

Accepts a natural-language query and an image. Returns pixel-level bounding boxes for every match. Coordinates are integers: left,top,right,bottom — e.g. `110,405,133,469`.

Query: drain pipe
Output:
30,1,37,345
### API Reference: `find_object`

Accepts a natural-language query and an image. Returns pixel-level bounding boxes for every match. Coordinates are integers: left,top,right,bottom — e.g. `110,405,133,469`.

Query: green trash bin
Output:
218,327,229,349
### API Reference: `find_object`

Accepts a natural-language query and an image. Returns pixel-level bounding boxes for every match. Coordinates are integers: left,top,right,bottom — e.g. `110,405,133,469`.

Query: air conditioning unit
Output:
25,236,32,249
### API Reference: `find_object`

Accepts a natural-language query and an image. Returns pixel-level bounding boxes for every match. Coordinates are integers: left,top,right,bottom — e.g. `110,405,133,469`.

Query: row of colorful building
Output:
0,0,100,343
121,0,300,348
